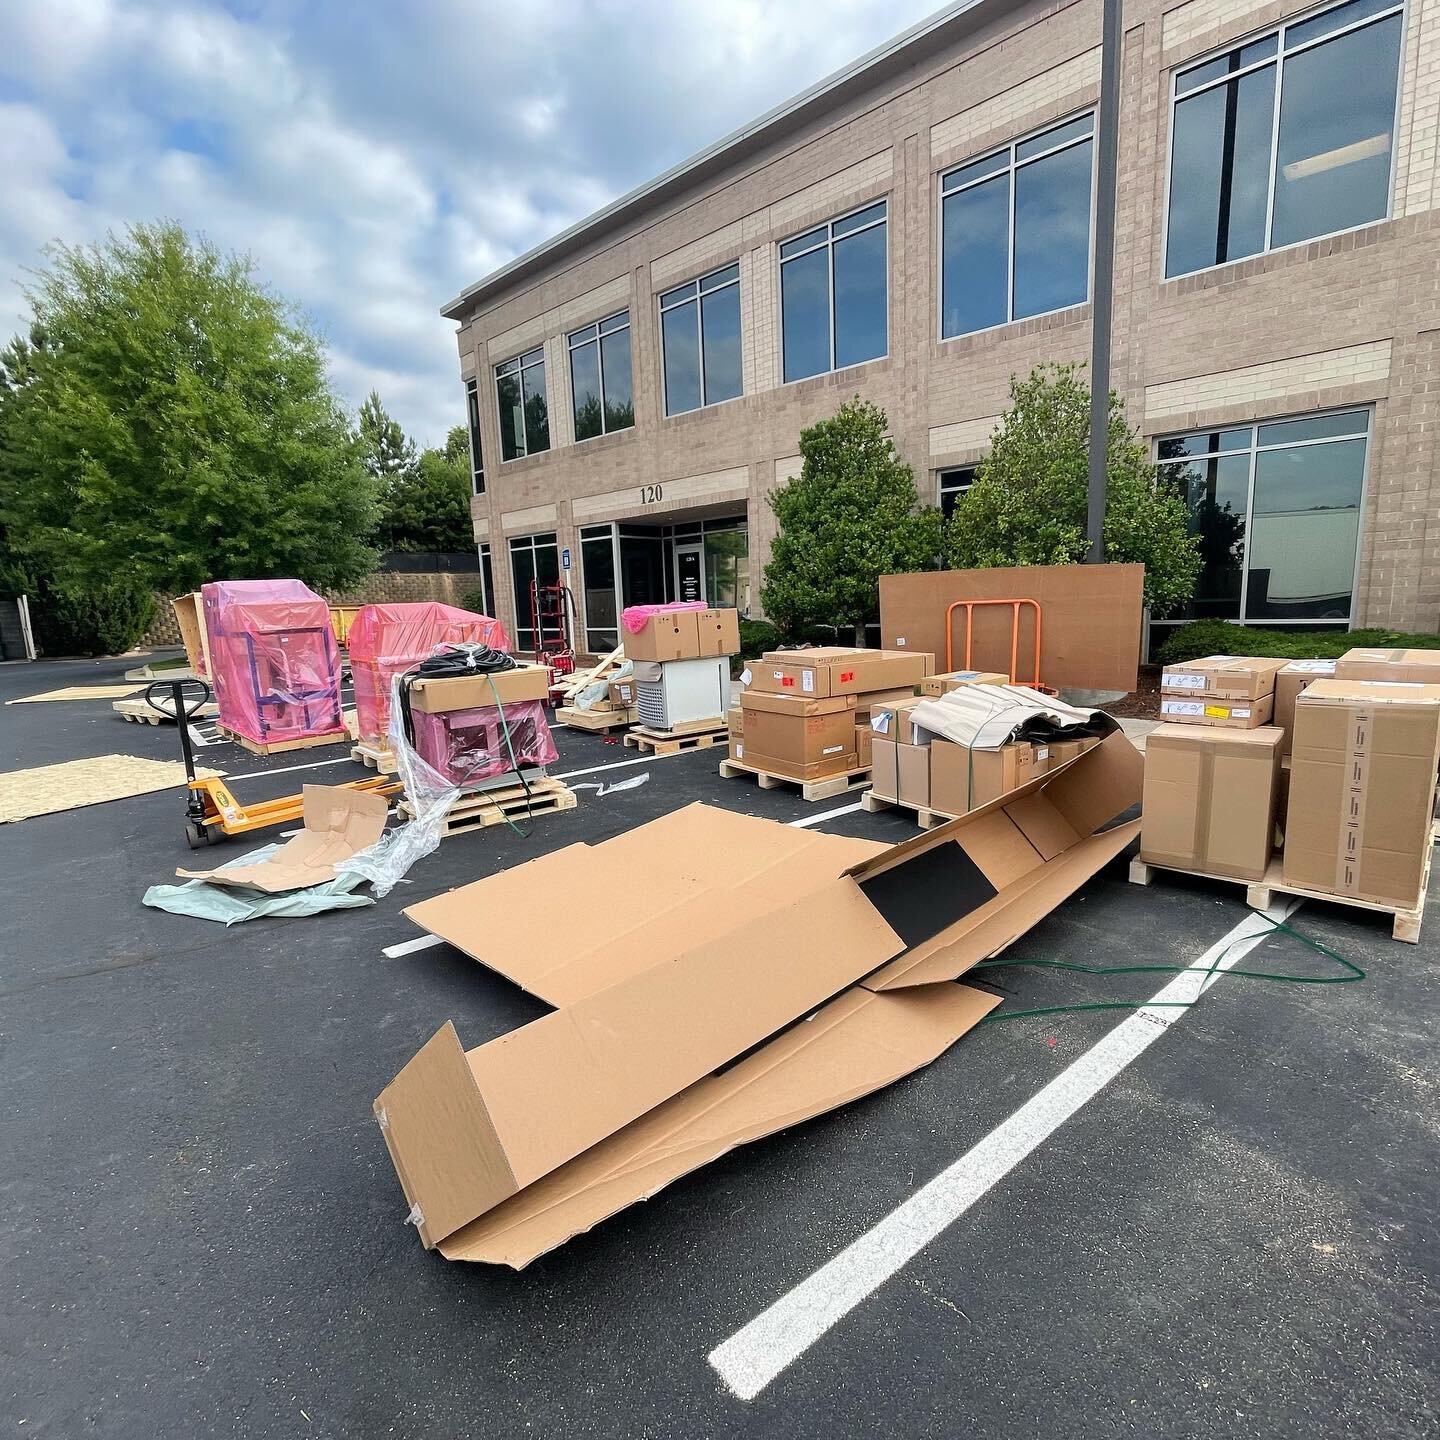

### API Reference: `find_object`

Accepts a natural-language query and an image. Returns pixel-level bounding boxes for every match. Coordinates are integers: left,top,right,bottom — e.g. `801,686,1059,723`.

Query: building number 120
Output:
639,483,664,504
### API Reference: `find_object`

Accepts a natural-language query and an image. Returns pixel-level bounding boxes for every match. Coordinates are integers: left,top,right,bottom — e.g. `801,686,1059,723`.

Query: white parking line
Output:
707,899,1301,1400
383,934,445,959
553,754,667,781
787,800,865,829
228,756,353,783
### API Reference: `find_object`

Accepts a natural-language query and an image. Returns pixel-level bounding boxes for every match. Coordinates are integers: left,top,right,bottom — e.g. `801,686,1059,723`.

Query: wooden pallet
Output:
350,741,395,773
111,696,218,725
1128,837,1434,945
719,757,872,803
398,775,578,838
624,720,729,756
860,789,961,831
215,723,348,757
554,705,637,733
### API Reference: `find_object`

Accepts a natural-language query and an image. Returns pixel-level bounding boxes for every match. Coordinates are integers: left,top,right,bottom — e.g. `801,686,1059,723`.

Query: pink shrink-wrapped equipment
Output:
348,602,510,745
202,579,344,745
410,701,557,789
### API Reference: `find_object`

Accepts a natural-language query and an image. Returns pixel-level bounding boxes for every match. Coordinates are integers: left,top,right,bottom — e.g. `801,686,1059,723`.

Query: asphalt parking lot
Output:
2,654,1437,1439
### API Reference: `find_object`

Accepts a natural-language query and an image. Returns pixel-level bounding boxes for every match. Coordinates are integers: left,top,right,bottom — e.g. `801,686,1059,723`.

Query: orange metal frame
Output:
945,597,1045,690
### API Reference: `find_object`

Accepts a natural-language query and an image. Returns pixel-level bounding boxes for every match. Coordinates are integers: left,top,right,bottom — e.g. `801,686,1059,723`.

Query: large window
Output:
579,523,621,653
495,348,549,461
940,114,1094,338
659,263,742,415
779,200,888,383
1165,0,1404,278
464,379,485,494
1155,409,1369,628
507,532,559,651
475,542,495,618
568,311,633,442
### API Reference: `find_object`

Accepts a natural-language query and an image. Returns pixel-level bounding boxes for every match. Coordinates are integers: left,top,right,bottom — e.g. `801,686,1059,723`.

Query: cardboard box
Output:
1161,655,1287,700
694,608,741,658
745,648,933,698
727,704,743,736
854,687,920,722
869,697,925,745
626,609,701,662
1283,679,1440,908
1030,742,1052,776
740,692,857,774
929,740,1039,816
872,736,899,800
1140,724,1281,881
1274,660,1337,758
608,678,637,709
728,735,745,762
1334,647,1440,684
898,741,930,808
380,741,1142,1265
407,662,553,713
1157,694,1275,728
857,720,873,770
917,670,1010,696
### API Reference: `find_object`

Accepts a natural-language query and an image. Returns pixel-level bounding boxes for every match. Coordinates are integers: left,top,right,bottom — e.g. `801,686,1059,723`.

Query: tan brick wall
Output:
452,0,1440,635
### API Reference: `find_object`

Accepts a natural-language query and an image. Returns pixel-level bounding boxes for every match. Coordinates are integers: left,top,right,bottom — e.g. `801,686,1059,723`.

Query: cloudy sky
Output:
0,0,940,447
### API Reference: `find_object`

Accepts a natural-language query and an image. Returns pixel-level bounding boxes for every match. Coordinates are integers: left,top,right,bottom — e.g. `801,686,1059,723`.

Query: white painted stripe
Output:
707,900,1301,1400
383,933,445,959
228,755,353,782
553,754,666,781
187,724,212,748
787,800,865,829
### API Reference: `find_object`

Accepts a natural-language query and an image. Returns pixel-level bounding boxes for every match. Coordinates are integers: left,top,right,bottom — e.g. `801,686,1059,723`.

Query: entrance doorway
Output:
674,542,705,604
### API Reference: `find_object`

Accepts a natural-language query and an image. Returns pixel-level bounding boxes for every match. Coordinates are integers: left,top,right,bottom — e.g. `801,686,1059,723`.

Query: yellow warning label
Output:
1204,705,1230,718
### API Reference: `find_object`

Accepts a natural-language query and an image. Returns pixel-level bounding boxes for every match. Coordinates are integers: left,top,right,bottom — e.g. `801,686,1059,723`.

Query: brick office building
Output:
444,0,1440,655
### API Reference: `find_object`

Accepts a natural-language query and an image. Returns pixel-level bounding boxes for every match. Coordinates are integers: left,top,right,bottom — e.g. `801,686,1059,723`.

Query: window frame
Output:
937,110,1098,341
464,378,485,495
577,520,623,653
506,530,560,649
937,466,978,519
1150,405,1372,629
658,262,743,416
566,309,634,443
475,541,495,617
777,197,890,386
494,346,549,462
1160,0,1407,282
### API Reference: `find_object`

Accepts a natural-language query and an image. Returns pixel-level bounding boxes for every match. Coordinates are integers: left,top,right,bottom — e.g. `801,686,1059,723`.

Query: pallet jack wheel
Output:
184,820,216,849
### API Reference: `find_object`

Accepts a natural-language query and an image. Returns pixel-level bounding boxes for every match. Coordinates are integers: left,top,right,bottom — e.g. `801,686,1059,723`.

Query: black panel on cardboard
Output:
857,841,997,949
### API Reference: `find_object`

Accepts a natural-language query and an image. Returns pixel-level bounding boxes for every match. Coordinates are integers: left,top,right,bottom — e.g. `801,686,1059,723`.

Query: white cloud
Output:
0,0,940,447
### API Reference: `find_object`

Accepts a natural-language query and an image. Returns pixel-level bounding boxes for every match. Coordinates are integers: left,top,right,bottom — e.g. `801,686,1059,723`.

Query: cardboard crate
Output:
1161,655,1287,701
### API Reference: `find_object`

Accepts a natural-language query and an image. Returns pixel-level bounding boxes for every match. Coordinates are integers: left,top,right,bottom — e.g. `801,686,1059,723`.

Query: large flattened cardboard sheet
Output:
375,879,905,1248
403,803,888,1005
439,982,1000,1267
176,785,387,892
879,563,1143,693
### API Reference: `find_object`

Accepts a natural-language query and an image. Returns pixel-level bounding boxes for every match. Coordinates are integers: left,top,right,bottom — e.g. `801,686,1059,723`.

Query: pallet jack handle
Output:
147,678,212,826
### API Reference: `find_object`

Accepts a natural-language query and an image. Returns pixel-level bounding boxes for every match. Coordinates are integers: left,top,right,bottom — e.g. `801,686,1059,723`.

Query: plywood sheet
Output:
0,755,221,824
879,563,1143,693
7,684,143,704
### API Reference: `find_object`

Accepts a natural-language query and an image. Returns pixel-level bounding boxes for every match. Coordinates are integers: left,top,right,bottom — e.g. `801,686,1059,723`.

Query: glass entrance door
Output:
673,542,705,604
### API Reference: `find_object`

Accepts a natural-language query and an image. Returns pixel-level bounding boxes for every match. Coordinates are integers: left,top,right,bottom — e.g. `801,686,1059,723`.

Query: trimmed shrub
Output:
29,577,156,657
1155,619,1440,666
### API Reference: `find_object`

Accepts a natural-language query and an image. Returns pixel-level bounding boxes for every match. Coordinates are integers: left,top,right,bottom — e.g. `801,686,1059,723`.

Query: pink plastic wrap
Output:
410,699,557,788
201,579,344,744
621,601,709,635
348,603,510,744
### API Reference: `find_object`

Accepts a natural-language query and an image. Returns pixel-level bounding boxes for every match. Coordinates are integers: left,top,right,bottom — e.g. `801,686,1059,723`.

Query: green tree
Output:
358,389,416,485
377,436,473,552
0,222,379,597
945,363,1200,615
761,398,942,643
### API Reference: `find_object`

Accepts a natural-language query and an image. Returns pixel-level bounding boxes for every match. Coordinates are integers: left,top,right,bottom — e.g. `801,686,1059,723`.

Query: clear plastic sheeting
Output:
348,602,510,745
202,579,343,744
411,700,557,787
143,844,375,924
620,601,709,635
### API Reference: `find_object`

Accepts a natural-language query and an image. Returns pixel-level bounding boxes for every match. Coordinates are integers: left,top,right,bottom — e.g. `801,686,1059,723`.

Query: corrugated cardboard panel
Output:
461,881,904,1192
878,563,1143,692
438,983,1001,1267
404,804,884,1004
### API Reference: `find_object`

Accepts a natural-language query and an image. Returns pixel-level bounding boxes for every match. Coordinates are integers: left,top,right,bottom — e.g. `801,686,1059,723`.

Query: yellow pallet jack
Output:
149,679,402,848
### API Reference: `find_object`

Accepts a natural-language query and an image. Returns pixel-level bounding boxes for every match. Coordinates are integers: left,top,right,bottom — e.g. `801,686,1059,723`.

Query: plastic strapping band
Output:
405,1203,425,1228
